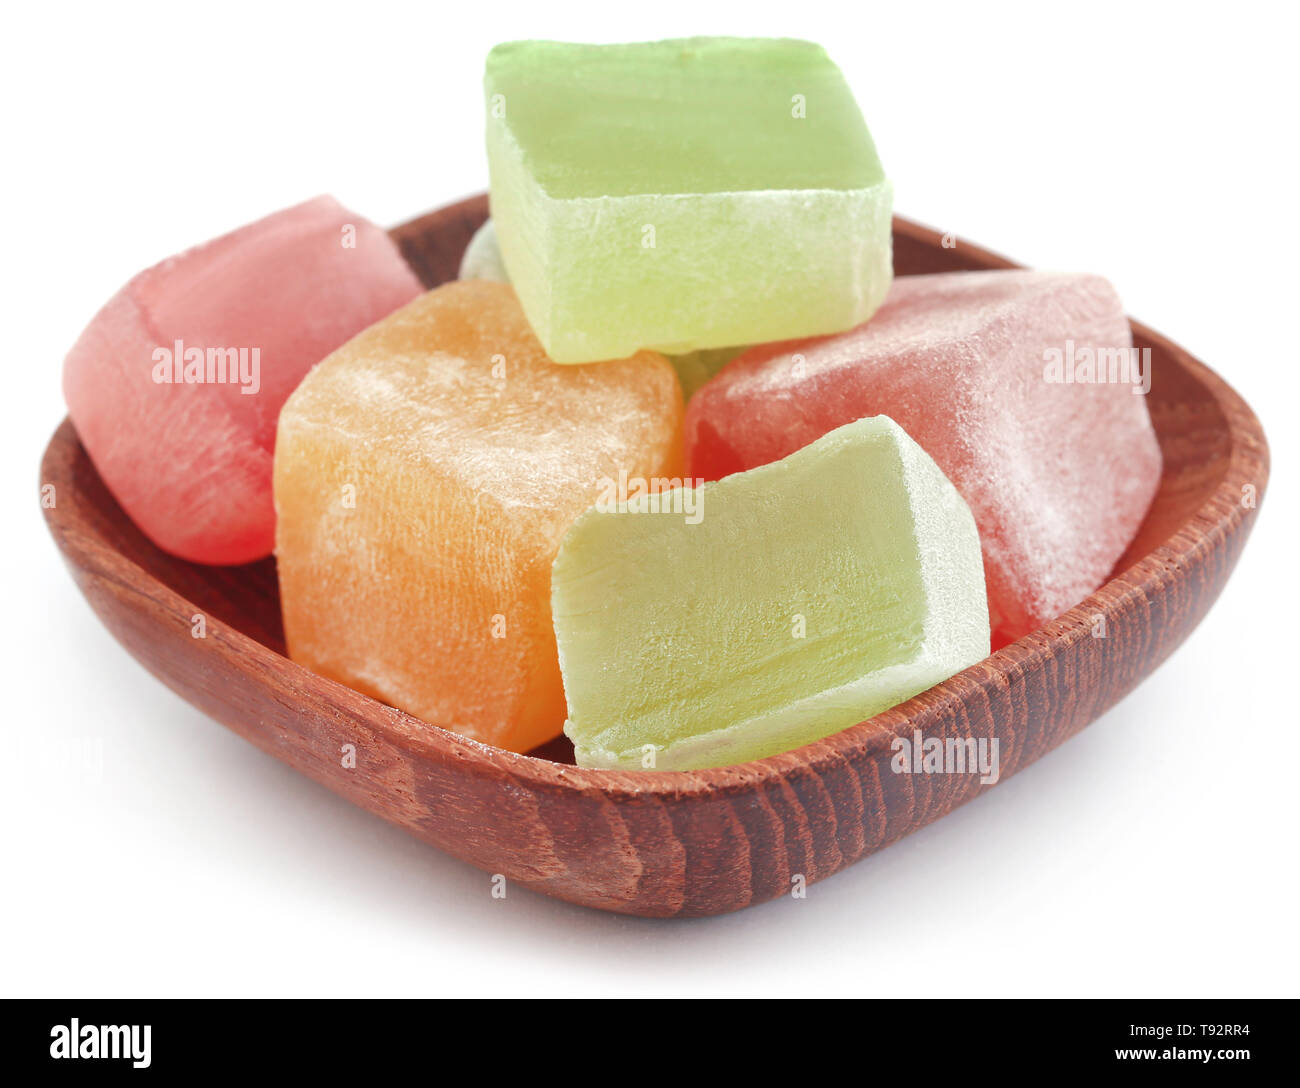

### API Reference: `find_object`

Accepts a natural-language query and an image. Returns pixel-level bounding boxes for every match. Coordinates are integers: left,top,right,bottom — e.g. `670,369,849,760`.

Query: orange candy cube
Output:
274,281,682,752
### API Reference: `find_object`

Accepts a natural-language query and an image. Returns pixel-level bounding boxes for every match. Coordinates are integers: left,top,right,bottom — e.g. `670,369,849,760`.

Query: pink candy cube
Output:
63,196,422,564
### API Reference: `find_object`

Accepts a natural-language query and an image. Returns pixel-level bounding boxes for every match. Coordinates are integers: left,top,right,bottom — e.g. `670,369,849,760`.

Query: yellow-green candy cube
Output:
486,37,894,363
551,416,989,771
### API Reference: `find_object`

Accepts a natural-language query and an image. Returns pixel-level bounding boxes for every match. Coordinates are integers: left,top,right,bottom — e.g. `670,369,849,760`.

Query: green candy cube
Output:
486,37,894,363
552,416,990,771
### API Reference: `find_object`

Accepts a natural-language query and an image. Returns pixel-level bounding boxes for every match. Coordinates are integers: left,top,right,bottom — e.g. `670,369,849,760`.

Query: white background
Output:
3,1,1295,997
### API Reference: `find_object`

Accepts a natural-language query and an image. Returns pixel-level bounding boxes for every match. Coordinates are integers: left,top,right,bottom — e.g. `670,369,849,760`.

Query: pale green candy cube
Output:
486,38,894,363
551,416,989,771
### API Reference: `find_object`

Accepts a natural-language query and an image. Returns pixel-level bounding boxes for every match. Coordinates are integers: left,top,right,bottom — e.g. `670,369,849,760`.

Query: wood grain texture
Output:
42,195,1270,916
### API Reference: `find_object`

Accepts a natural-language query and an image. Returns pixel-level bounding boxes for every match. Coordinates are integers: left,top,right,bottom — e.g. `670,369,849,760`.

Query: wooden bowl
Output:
42,194,1269,917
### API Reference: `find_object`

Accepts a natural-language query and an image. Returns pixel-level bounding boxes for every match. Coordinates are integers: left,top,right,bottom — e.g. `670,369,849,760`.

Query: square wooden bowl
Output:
42,194,1269,916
